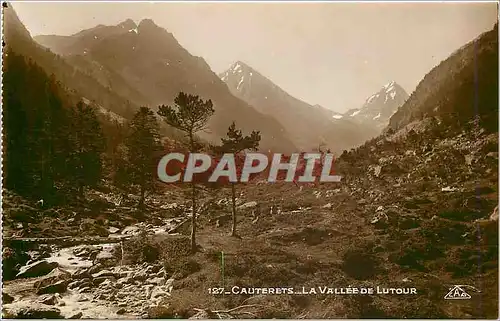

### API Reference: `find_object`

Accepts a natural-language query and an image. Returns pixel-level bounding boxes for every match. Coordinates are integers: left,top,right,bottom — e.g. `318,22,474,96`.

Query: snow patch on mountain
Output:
383,81,395,90
350,109,361,117
237,76,245,90
366,93,379,104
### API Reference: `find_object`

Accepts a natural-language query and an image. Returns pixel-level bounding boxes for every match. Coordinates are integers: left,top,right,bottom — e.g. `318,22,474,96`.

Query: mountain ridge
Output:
31,16,298,152
388,23,498,134
220,60,382,153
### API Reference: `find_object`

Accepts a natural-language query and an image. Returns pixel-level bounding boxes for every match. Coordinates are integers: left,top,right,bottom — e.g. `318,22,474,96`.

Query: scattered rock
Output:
490,206,498,221
370,212,389,229
150,285,172,300
75,294,90,302
93,276,116,286
68,311,83,319
238,201,257,209
121,226,140,235
108,227,120,234
322,203,332,209
79,287,92,294
146,277,165,286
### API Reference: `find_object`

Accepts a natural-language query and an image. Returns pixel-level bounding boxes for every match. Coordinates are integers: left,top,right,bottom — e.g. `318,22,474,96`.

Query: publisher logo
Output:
444,285,472,300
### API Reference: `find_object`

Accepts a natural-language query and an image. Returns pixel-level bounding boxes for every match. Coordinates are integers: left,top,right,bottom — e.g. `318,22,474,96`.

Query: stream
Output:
3,217,185,319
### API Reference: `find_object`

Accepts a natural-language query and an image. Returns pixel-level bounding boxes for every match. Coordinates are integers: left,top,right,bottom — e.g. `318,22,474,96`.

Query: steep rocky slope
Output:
388,24,498,134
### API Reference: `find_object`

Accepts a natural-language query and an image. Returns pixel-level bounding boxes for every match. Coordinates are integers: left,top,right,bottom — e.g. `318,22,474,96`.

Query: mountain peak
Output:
118,19,137,30
382,80,395,89
138,19,159,31
345,80,409,128
230,60,253,73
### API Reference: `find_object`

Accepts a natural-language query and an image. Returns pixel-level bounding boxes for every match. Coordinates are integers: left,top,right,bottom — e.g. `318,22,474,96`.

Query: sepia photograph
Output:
1,0,499,319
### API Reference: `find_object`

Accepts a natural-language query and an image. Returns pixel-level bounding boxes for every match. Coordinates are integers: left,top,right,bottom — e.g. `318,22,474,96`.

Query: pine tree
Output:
100,116,127,185
157,92,215,252
67,101,106,198
217,121,261,237
3,51,74,203
125,107,162,208
3,51,31,195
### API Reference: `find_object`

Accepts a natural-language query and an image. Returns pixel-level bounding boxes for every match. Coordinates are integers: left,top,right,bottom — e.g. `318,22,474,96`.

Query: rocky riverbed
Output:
2,220,183,319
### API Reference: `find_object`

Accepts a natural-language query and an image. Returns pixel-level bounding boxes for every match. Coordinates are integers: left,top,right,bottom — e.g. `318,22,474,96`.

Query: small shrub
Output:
2,246,30,280
121,229,160,264
341,244,381,280
164,258,201,279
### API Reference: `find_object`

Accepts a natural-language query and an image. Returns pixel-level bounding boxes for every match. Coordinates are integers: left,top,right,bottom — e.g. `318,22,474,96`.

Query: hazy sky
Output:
11,2,498,112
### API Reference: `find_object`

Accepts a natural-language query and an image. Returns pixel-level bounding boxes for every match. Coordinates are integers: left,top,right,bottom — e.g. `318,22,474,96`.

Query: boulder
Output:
93,276,116,286
38,294,58,305
92,269,115,278
34,267,71,289
68,311,83,319
2,302,63,319
16,260,58,279
93,248,115,266
68,280,82,290
73,246,95,259
116,308,126,315
131,270,147,282
36,280,69,295
71,267,91,280
88,263,104,274
108,227,120,234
